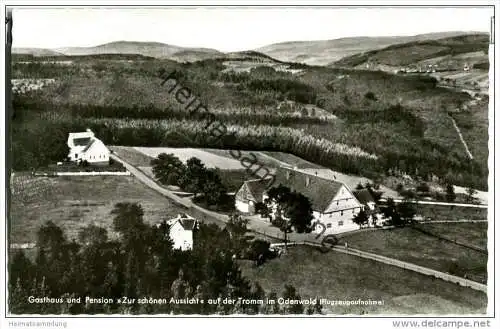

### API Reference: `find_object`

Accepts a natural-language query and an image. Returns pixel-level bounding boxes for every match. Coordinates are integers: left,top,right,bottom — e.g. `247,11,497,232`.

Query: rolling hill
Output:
330,33,489,68
12,47,64,57
14,41,223,61
255,32,485,66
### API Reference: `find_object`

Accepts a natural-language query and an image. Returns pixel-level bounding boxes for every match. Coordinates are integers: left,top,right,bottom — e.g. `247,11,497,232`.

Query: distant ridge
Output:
12,47,64,57
330,32,489,68
13,31,487,65
255,31,487,65
13,41,223,61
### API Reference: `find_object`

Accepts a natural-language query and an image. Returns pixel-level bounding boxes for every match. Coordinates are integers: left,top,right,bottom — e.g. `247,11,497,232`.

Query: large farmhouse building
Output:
67,129,110,165
235,167,363,234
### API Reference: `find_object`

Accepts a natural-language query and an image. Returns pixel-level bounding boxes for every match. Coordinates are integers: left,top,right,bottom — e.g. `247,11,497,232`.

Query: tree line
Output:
11,110,487,191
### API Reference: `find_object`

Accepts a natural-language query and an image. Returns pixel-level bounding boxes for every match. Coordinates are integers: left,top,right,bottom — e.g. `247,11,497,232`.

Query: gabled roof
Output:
82,139,96,152
73,137,92,147
239,178,274,203
353,189,375,205
270,167,344,213
168,214,197,231
179,218,197,230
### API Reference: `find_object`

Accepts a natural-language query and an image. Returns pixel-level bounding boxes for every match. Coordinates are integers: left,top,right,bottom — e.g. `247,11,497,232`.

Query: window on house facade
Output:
338,221,344,226
75,154,78,159
326,223,332,228
341,211,343,216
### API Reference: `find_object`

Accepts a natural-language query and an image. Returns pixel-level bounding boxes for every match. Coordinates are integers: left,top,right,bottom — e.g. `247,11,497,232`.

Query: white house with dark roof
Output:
236,167,362,234
67,129,110,164
166,214,198,251
235,177,274,213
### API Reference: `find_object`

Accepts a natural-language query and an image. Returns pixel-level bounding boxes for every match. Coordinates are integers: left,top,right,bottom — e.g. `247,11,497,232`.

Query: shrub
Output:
364,91,377,101
416,182,430,193
245,239,276,265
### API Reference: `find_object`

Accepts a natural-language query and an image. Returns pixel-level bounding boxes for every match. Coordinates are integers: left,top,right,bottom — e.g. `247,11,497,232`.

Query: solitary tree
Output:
254,202,270,218
201,168,227,205
281,285,304,314
353,210,369,227
283,192,314,233
416,182,430,193
267,185,313,233
181,157,207,194
445,184,456,202
466,187,477,203
151,153,185,186
78,224,108,246
226,213,248,237
306,296,323,315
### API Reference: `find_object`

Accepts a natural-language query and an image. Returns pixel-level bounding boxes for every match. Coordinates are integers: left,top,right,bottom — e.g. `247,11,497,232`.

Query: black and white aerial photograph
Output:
2,1,499,325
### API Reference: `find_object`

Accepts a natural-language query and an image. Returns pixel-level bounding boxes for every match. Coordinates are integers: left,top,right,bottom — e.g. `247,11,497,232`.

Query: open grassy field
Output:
339,227,487,283
134,147,246,169
239,245,486,314
419,222,488,251
110,145,154,166
9,173,189,244
260,151,324,169
202,149,286,168
110,146,262,192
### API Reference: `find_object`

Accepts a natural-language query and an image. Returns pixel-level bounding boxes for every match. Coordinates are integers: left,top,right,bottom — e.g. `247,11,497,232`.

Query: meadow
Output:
9,173,188,244
239,245,487,314
339,227,487,283
416,204,488,221
418,222,488,251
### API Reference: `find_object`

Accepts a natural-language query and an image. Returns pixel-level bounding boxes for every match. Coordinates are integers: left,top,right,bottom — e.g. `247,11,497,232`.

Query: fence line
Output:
393,199,487,208
329,245,487,293
34,171,131,177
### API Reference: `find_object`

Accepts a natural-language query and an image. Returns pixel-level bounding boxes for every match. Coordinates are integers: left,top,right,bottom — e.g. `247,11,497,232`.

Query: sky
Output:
11,7,494,52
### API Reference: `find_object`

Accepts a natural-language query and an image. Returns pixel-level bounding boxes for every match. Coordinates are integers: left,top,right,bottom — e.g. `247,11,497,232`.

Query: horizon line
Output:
11,30,489,53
